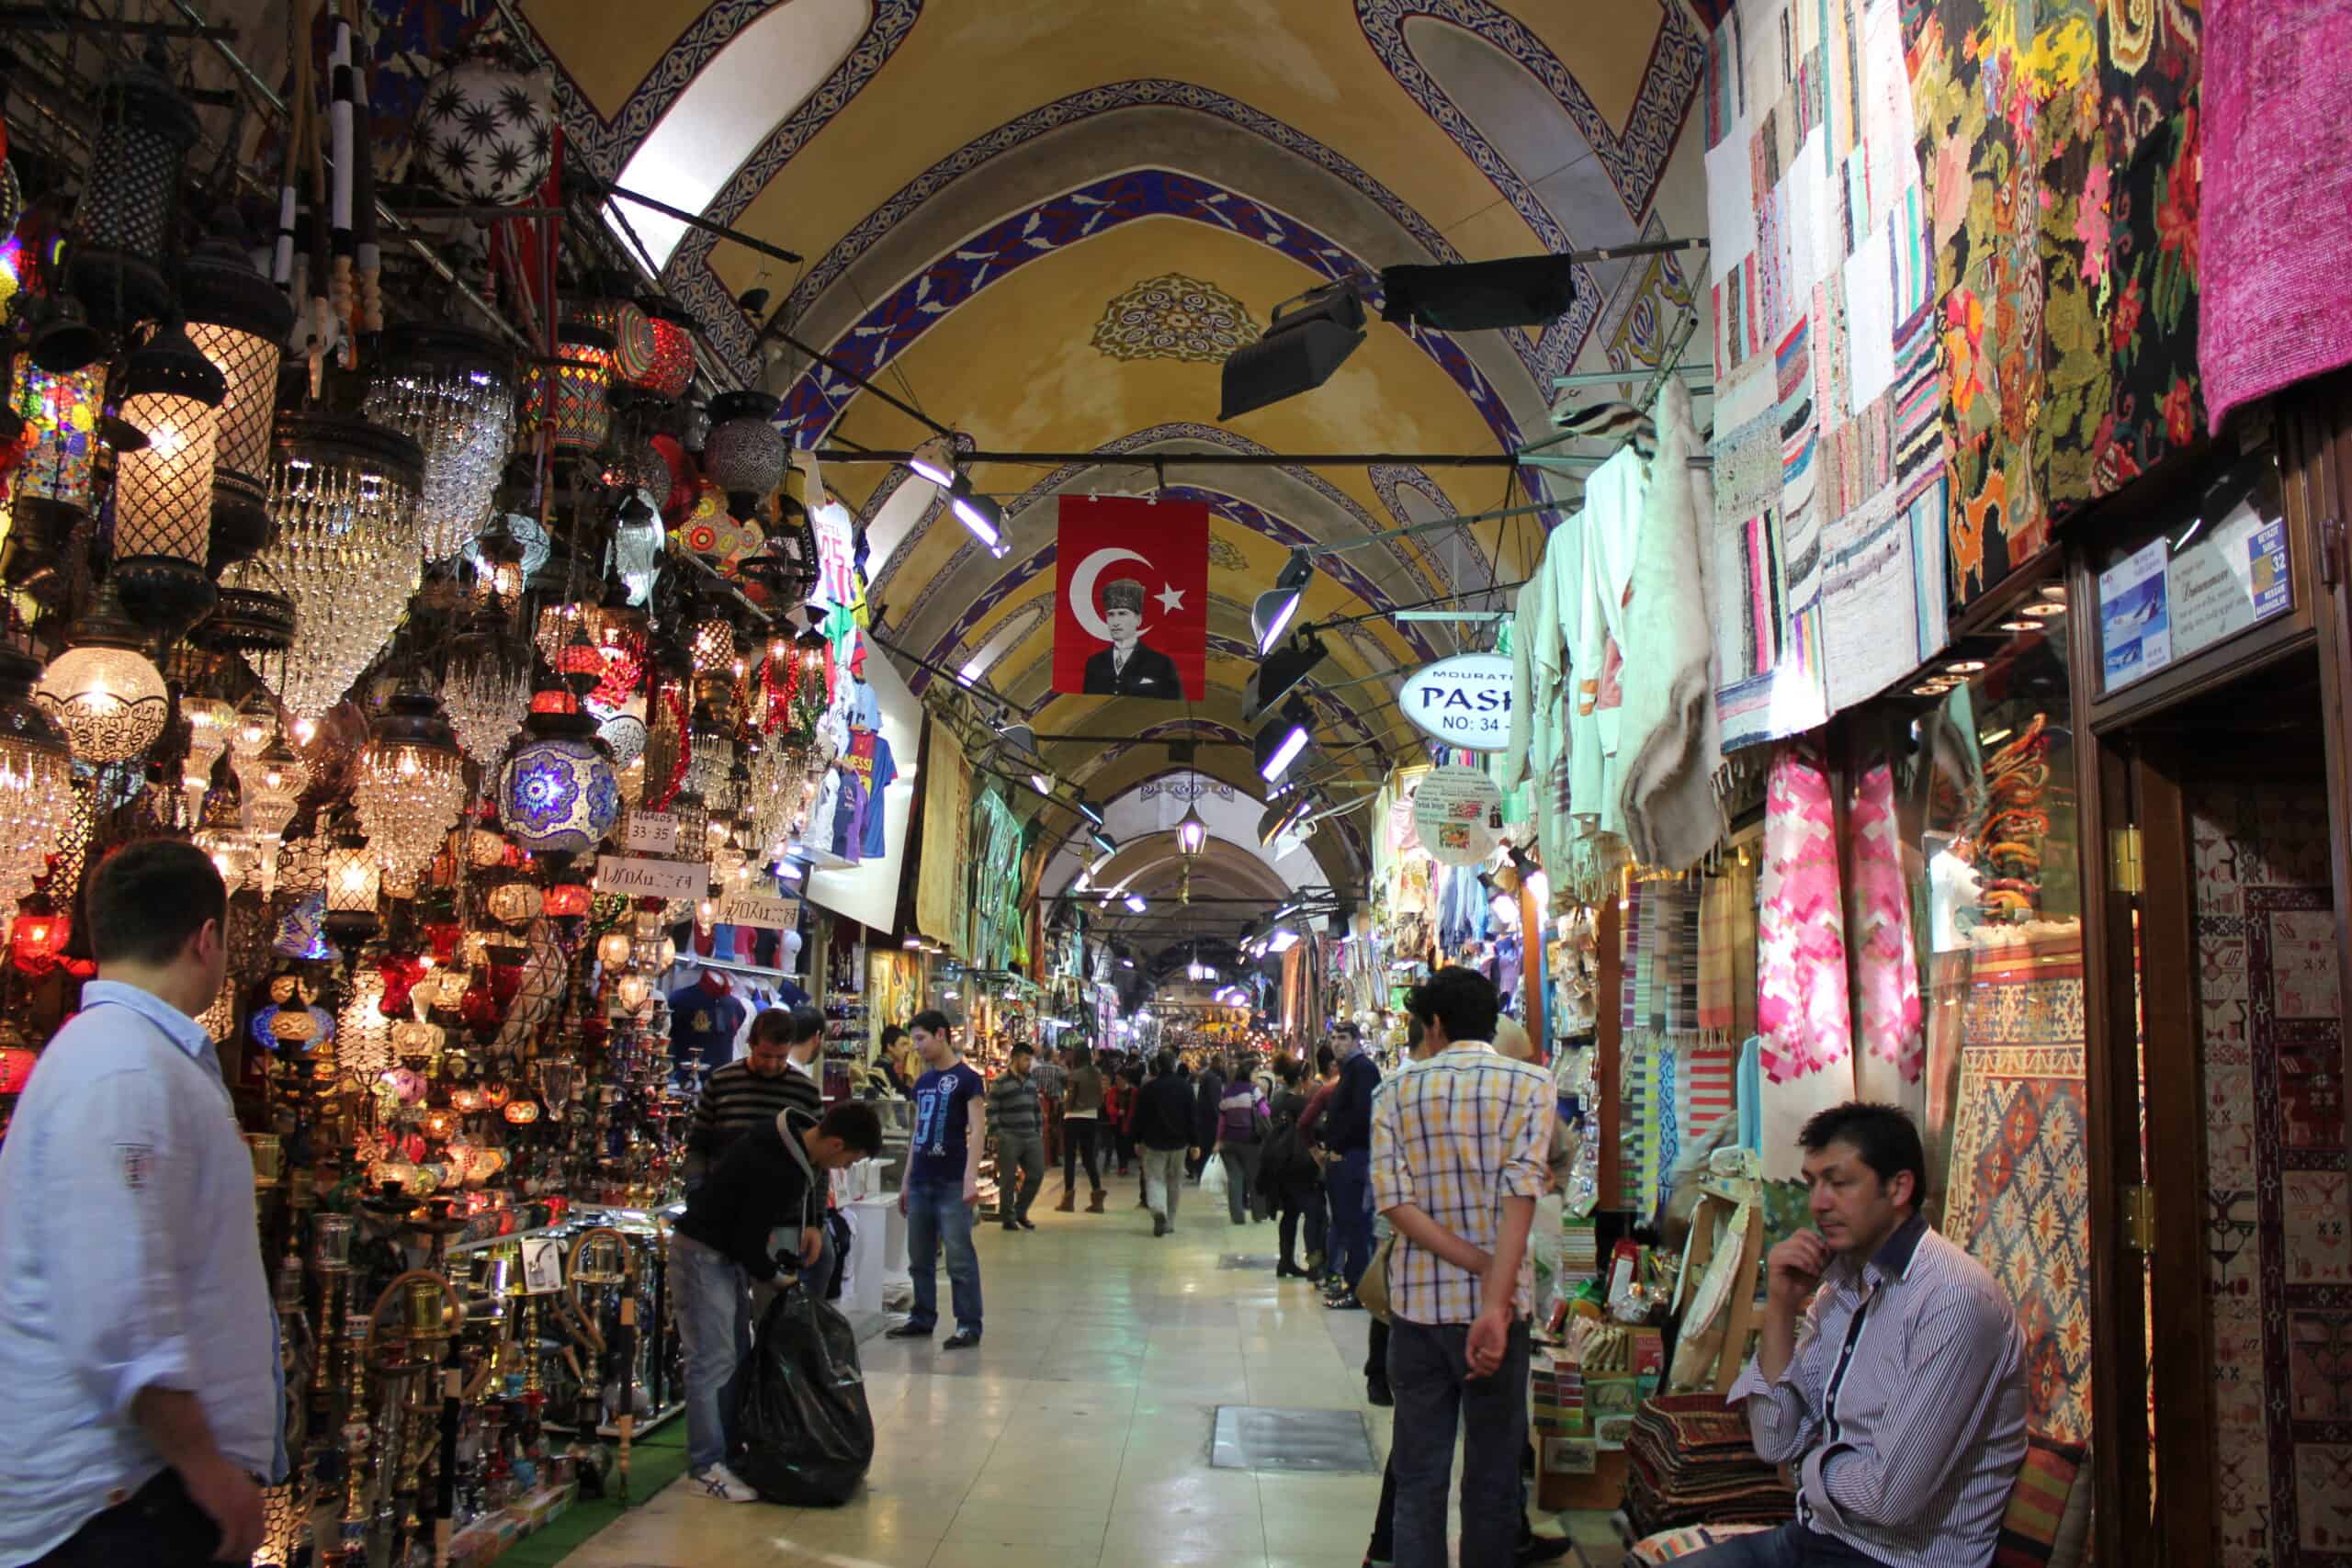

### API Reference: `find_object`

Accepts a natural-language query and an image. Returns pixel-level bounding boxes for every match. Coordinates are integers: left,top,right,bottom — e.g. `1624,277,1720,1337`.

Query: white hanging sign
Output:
714,888,802,931
593,855,710,900
623,811,679,854
1411,764,1504,866
1396,653,1515,751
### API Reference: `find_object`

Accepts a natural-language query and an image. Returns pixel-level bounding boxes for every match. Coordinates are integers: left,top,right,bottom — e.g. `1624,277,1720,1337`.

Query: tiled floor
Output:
564,1179,1613,1568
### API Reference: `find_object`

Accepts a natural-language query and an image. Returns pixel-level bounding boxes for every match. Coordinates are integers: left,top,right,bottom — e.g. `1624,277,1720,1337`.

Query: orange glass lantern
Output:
516,323,613,454
542,882,592,918
10,902,68,974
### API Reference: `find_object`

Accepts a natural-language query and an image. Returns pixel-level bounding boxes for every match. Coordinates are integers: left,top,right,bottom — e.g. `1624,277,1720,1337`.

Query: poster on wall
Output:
1052,495,1208,701
1411,764,1503,867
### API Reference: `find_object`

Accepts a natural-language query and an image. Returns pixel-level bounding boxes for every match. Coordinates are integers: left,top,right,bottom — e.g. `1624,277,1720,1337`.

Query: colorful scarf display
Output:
1697,858,1758,1041
1755,744,1855,1179
1850,760,1925,1111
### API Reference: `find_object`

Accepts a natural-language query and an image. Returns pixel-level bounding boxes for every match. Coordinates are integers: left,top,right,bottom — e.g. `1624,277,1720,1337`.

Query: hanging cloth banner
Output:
1052,496,1209,701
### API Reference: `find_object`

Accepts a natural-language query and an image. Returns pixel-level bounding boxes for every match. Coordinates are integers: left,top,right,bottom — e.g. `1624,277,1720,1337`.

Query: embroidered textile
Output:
1698,857,1759,1040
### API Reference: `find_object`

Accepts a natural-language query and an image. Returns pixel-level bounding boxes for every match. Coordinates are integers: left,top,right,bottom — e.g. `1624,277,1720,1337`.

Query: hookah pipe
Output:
563,1225,639,1504
360,1267,466,1568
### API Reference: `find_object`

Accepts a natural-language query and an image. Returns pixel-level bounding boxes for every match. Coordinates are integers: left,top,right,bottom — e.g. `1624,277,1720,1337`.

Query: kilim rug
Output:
1943,921,2092,1446
2191,780,2347,1566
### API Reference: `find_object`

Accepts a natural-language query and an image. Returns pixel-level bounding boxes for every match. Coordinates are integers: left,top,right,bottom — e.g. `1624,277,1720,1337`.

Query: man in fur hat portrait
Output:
1081,578,1184,696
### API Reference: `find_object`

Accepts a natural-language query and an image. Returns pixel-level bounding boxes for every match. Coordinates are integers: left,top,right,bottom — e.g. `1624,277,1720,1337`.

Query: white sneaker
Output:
693,1462,759,1503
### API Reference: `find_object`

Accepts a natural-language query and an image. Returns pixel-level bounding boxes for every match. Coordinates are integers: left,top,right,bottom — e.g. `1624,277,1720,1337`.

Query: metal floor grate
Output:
1209,1405,1379,1472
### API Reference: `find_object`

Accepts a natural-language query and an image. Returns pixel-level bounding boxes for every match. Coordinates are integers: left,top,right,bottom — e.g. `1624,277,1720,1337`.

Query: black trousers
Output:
1062,1116,1103,1192
33,1468,223,1568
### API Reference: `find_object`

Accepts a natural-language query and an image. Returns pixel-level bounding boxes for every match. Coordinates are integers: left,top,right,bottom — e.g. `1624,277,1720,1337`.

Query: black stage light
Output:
1378,254,1578,331
1219,282,1366,421
1242,628,1327,725
1253,699,1314,784
1252,549,1314,657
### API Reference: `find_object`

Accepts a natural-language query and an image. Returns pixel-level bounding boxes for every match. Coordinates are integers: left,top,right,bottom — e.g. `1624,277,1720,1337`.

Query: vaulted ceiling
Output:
492,0,1709,947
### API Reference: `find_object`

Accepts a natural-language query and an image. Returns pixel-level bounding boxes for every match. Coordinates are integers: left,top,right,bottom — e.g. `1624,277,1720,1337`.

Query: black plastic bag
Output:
734,1279,875,1506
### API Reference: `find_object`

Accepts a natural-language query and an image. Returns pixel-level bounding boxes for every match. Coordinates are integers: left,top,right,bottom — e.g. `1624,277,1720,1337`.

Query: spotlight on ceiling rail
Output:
1219,281,1366,421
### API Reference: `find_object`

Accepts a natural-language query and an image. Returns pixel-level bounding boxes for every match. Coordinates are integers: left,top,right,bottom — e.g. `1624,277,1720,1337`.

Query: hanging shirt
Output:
668,984,747,1075
837,730,899,860
828,767,869,864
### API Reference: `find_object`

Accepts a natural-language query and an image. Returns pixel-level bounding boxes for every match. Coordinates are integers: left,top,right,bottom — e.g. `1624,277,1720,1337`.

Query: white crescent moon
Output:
1068,547,1152,641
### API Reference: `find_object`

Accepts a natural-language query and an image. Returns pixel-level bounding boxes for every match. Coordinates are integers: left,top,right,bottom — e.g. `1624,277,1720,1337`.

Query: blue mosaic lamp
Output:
498,693,620,858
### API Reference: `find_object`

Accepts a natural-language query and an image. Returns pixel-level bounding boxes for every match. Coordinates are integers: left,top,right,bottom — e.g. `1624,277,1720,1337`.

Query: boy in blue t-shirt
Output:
888,1009,986,1348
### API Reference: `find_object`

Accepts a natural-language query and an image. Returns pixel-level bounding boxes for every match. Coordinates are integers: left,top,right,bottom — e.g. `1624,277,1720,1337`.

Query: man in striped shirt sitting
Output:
684,1007,824,1192
1699,1103,2028,1568
1372,965,1555,1568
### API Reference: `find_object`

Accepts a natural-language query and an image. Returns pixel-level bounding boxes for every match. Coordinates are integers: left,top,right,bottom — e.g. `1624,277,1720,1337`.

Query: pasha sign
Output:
1396,654,1515,750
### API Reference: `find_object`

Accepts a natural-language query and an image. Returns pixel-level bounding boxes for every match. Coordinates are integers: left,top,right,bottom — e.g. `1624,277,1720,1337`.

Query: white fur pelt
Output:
1617,378,1724,870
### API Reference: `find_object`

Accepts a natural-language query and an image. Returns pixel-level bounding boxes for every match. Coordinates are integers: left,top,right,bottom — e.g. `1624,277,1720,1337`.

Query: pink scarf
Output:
1850,761,1925,1109
1755,744,1855,1179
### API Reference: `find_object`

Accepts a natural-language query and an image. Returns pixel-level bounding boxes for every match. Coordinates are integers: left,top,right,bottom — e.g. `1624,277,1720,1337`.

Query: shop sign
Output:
1396,653,1515,750
1410,763,1503,866
622,810,678,854
592,854,709,900
2099,486,2292,692
714,888,802,931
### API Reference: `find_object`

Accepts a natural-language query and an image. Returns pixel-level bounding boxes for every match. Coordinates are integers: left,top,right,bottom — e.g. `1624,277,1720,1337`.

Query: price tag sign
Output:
1397,654,1515,750
714,888,802,931
623,810,679,854
1410,764,1503,866
519,1237,564,1294
593,854,709,901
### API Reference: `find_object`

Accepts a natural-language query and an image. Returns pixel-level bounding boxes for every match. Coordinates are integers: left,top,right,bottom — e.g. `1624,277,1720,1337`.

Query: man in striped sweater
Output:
988,1043,1046,1231
684,1006,824,1192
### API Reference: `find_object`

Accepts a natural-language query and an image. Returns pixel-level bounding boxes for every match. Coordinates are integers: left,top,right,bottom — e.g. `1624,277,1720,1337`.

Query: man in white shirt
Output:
0,839,283,1565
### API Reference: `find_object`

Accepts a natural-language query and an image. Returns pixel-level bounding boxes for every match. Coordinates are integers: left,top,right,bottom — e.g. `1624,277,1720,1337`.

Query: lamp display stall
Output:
0,25,869,1564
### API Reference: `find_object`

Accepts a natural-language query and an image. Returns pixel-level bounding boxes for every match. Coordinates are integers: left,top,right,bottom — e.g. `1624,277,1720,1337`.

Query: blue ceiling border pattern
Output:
775,170,1523,451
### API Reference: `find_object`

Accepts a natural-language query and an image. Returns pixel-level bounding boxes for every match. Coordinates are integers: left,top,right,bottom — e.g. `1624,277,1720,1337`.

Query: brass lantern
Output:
322,817,382,945
179,224,294,572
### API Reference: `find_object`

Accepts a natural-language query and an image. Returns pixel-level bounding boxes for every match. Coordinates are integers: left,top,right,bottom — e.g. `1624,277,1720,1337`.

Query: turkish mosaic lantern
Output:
412,50,555,208
179,226,294,572
701,389,785,520
498,695,619,857
67,48,201,330
567,289,657,394
4,354,106,584
516,323,612,455
639,299,698,400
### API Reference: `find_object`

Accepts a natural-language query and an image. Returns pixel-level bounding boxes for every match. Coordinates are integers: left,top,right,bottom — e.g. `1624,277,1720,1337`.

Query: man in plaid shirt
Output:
1372,965,1555,1568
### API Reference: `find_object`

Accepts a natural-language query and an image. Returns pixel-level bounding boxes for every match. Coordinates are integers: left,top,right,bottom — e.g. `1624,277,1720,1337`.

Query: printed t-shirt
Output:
907,1060,986,1189
668,985,748,1074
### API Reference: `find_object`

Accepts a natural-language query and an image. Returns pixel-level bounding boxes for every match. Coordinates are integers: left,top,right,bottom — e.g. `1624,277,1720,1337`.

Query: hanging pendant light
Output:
33,583,169,762
0,646,75,904
516,323,613,455
3,354,107,593
179,220,294,573
567,286,658,396
65,44,201,331
236,727,309,897
637,298,697,401
234,412,424,728
701,390,786,521
322,815,382,946
498,690,619,859
112,321,227,639
365,322,517,562
177,694,236,820
1176,800,1208,858
355,688,466,887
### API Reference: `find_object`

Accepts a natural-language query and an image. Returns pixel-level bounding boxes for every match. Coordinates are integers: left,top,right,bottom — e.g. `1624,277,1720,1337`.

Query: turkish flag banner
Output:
1052,496,1209,702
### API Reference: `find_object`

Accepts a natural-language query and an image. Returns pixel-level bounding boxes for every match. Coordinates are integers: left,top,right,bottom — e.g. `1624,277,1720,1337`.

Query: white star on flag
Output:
1156,584,1185,614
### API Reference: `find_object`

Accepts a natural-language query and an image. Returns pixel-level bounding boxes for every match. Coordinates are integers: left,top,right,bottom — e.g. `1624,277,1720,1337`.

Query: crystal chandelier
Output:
0,646,75,905
441,631,533,771
354,689,466,887
34,585,171,762
364,322,516,562
235,412,424,727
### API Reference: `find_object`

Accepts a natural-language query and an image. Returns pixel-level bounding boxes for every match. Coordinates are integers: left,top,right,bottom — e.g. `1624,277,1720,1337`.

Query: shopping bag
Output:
1201,1156,1228,1198
734,1279,875,1506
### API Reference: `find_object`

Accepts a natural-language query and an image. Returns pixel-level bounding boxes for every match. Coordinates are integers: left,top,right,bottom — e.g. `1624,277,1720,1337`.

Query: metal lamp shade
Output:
66,54,201,330
115,389,219,562
180,232,294,572
701,389,785,513
35,637,169,763
365,322,517,562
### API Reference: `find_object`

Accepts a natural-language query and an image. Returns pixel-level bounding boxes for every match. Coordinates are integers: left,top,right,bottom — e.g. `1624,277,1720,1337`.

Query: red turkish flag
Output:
1052,496,1209,702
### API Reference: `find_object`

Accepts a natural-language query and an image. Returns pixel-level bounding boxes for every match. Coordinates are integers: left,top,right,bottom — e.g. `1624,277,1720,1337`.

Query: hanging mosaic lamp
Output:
355,688,466,887
0,645,75,904
3,353,107,590
33,583,170,762
65,45,200,331
179,222,294,573
497,692,619,858
688,610,736,677
364,322,517,562
236,412,424,727
638,299,698,400
700,389,785,519
111,321,227,639
411,46,555,208
567,287,658,395
516,322,613,455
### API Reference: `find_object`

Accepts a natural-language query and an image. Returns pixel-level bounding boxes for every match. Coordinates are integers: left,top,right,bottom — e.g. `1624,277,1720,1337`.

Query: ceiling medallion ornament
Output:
1091,274,1261,365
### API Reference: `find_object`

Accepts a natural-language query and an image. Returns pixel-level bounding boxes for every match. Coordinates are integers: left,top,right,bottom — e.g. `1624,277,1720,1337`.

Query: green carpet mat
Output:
494,1422,690,1568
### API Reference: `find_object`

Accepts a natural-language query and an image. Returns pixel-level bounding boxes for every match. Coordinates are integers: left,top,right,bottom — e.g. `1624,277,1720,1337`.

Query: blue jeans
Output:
1326,1147,1374,1291
904,1182,982,1337
668,1232,751,1473
1387,1316,1531,1568
1669,1521,1893,1567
